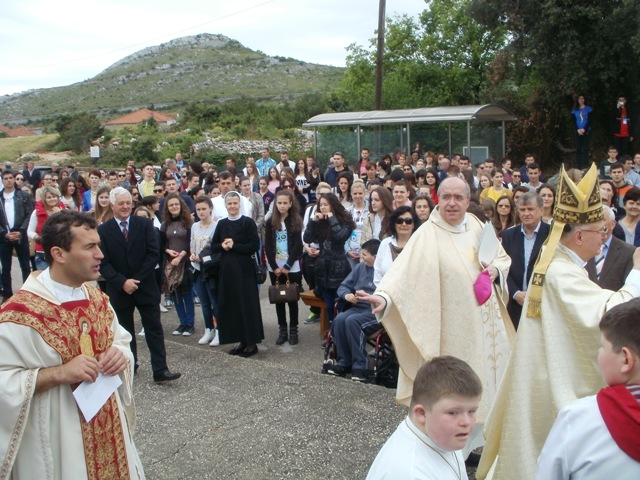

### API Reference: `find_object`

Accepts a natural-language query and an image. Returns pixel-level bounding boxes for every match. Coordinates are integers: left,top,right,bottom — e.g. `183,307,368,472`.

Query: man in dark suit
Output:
21,161,42,190
501,192,550,329
98,187,180,383
586,205,636,290
0,169,34,298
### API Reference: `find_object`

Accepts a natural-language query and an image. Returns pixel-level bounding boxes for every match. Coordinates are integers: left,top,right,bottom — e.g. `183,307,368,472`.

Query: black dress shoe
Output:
228,343,247,355
153,369,182,383
238,346,258,358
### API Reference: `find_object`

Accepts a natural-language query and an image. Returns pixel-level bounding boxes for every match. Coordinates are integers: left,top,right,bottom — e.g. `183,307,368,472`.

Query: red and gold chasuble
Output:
0,286,130,480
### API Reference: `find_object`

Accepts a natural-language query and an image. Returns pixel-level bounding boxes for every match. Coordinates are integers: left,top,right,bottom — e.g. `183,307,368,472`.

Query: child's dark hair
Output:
410,356,482,409
599,298,640,355
361,239,381,256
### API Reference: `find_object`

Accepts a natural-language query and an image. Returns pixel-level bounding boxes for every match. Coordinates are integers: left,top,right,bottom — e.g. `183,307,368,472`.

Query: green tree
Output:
333,0,507,111
54,113,103,154
470,0,640,163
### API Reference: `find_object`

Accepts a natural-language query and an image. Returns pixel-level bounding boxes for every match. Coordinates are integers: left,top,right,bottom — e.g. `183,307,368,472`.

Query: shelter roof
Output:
303,104,515,127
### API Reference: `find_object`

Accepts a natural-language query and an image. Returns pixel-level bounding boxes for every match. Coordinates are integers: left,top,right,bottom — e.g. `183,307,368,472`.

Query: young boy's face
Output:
360,249,376,267
420,394,480,451
598,334,625,386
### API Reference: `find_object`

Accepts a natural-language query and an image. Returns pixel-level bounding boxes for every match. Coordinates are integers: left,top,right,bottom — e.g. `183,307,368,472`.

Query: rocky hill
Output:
0,33,343,123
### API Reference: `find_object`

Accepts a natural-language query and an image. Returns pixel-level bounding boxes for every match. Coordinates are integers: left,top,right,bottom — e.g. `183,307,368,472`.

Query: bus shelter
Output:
303,104,516,166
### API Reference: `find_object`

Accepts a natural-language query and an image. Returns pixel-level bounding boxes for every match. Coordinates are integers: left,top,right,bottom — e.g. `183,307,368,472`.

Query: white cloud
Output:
0,0,426,96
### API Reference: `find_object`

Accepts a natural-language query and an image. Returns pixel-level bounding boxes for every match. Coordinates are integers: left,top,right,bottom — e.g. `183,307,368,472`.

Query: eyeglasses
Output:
580,227,609,235
118,174,125,178
153,189,164,193
15,177,23,181
403,167,412,172
395,217,414,225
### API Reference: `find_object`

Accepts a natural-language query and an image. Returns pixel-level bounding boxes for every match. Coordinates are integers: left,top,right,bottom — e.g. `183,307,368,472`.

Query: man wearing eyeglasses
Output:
478,165,640,480
359,176,514,459
585,205,636,291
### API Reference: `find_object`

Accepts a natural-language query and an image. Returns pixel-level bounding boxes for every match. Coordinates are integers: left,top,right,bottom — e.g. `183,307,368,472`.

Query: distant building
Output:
103,108,178,131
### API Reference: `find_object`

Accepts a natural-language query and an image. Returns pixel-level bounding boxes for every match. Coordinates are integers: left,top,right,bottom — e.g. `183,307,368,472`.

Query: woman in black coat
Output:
211,191,264,357
302,193,355,324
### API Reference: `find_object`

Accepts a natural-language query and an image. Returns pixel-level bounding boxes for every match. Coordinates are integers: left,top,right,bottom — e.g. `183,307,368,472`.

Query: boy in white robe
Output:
537,299,640,479
366,356,482,480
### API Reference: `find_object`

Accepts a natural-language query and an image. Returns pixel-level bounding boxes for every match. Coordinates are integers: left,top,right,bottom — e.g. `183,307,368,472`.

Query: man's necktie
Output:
595,244,606,279
120,221,128,241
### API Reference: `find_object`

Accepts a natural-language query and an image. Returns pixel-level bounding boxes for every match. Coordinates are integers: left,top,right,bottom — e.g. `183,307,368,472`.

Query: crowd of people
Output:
1,143,640,479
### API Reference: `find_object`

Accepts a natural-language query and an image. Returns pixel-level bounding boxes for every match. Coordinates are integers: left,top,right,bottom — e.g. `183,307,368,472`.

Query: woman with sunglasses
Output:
278,178,307,218
127,186,141,209
14,174,25,189
373,206,421,285
493,195,516,239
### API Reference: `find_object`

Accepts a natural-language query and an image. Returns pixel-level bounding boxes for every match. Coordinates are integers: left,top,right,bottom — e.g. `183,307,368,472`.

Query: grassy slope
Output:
0,134,58,163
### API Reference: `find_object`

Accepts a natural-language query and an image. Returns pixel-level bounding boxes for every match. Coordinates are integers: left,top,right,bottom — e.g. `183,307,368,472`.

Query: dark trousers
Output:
575,133,591,170
114,303,168,374
0,236,31,297
269,271,302,328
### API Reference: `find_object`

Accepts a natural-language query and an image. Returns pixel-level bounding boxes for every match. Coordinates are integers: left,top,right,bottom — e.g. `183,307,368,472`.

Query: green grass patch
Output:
0,134,58,164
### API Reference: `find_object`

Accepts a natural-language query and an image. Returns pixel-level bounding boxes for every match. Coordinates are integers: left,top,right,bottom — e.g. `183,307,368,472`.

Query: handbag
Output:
252,253,267,284
268,274,300,304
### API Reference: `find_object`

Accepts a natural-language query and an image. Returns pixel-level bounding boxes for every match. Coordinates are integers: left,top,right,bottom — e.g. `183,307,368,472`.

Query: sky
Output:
0,0,426,97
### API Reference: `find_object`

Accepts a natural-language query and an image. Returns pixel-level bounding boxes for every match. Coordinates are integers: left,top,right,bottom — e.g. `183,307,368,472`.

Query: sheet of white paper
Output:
478,221,500,267
73,372,122,422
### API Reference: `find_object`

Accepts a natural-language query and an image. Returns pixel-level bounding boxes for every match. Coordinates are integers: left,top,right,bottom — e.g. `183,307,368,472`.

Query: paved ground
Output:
7,260,477,479
132,286,406,480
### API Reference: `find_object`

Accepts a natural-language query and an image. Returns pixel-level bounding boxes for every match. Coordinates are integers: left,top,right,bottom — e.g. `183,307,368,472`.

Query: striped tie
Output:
595,245,606,279
120,221,128,242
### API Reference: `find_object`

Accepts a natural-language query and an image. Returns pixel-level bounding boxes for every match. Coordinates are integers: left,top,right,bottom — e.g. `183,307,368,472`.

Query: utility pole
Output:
374,0,386,110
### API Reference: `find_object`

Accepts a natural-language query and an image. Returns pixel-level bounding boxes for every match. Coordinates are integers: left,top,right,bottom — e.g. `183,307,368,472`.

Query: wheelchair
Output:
321,299,398,388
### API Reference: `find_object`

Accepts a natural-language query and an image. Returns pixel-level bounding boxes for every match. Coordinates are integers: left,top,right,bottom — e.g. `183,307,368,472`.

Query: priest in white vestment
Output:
0,211,144,480
360,177,515,454
478,165,640,479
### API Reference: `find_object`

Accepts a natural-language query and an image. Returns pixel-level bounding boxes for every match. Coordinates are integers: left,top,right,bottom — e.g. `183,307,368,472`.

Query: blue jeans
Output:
193,270,217,330
35,253,49,271
330,303,379,370
172,289,195,327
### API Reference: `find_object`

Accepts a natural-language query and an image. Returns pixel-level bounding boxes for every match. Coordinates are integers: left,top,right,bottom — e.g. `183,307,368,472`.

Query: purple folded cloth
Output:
474,269,492,305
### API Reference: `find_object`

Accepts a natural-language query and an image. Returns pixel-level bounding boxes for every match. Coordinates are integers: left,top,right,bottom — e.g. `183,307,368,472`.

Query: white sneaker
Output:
138,328,145,336
159,303,168,313
209,329,220,347
198,328,215,345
